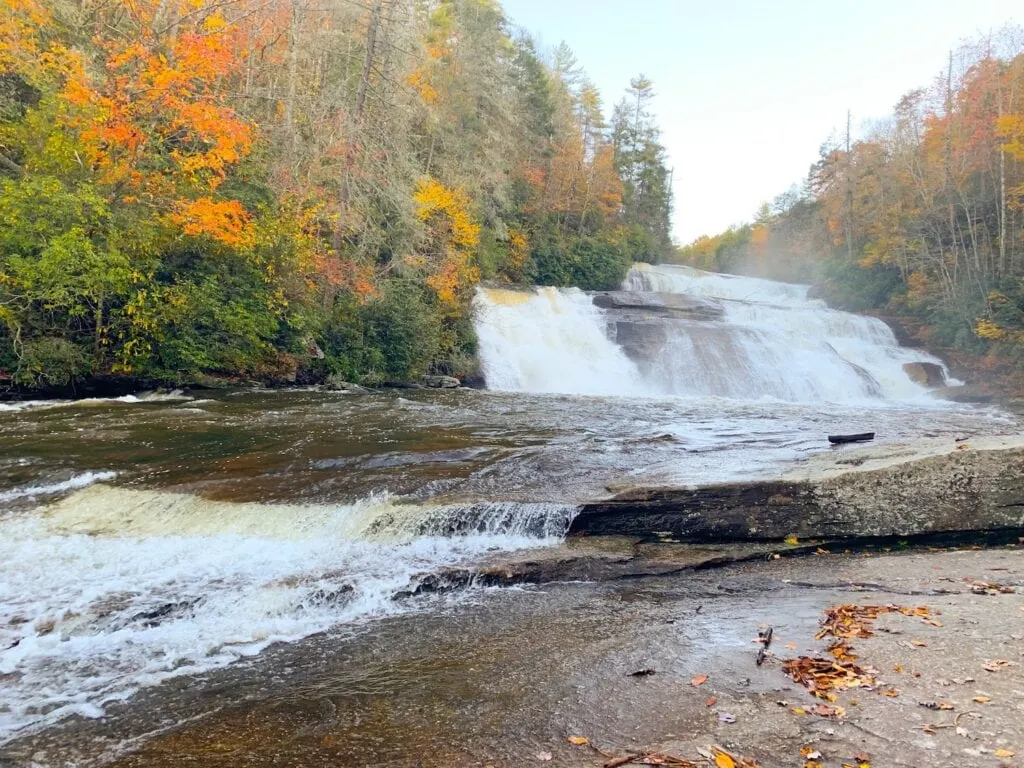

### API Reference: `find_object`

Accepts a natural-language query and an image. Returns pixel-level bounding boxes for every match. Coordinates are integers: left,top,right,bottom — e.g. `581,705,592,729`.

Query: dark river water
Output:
0,388,1017,762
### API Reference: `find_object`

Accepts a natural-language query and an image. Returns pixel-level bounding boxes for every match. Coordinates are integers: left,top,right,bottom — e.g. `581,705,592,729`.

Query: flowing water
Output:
0,263,1018,761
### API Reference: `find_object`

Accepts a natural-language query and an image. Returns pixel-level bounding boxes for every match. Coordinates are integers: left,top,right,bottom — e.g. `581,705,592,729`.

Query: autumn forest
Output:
0,0,673,390
5,0,1024,395
677,29,1024,392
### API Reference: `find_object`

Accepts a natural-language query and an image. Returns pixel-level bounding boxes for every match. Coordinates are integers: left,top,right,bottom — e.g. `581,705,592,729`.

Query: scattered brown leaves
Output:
781,655,875,702
918,700,955,710
602,752,697,767
709,745,760,767
816,604,936,641
965,578,1015,595
983,659,1016,672
690,674,708,687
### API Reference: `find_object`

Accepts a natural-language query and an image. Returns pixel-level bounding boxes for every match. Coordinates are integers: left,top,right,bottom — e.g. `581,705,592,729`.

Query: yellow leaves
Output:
784,535,799,546
167,198,254,247
906,271,928,298
414,178,480,249
413,177,481,306
976,318,1008,341
406,68,439,105
567,736,589,746
995,748,1015,758
997,114,1024,160
201,10,228,33
710,745,759,768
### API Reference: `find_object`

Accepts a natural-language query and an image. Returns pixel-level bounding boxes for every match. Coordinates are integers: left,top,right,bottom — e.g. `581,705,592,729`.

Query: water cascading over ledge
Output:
472,263,951,403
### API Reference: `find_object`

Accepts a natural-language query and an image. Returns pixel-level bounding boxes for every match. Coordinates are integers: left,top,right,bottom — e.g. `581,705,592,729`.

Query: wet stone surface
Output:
4,546,1023,768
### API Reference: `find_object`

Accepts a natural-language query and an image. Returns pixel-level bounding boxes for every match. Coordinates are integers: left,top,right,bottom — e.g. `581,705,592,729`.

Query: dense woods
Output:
0,0,673,390
677,30,1024,391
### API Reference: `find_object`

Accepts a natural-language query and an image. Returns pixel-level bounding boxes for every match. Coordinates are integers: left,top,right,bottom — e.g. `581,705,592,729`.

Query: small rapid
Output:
0,484,574,742
474,263,951,403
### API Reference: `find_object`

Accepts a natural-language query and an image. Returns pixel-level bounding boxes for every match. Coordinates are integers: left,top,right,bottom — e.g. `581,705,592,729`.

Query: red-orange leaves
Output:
62,0,253,196
168,198,253,247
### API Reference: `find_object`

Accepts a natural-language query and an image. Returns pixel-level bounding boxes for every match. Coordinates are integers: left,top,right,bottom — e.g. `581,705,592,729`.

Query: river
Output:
0,264,1018,764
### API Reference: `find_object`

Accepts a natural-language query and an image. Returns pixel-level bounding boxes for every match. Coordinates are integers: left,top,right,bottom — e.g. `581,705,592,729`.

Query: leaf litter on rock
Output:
780,603,945,714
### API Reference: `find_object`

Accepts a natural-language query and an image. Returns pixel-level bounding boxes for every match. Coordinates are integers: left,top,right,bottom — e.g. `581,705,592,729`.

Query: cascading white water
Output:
473,287,648,396
0,483,575,742
474,263,951,403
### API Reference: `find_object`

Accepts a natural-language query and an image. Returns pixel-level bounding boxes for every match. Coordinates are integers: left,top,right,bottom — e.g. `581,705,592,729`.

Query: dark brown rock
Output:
570,437,1024,542
902,362,946,387
592,291,724,321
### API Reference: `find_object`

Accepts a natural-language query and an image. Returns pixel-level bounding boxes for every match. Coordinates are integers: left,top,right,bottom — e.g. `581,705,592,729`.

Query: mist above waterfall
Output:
474,264,950,403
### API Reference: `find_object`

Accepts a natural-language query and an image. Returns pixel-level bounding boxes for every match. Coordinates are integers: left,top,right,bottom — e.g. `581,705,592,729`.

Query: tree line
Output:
0,0,673,391
677,29,1024,391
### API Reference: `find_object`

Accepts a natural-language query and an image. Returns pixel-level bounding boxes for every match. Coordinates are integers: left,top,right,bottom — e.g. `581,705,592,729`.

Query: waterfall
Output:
473,264,951,403
473,287,648,396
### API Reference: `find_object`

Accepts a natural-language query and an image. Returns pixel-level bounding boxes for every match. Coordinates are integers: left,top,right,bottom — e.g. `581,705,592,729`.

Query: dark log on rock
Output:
828,432,875,444
569,437,1024,543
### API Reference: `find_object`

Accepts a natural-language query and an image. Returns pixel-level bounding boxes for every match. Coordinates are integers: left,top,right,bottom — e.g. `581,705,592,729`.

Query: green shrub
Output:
13,337,92,388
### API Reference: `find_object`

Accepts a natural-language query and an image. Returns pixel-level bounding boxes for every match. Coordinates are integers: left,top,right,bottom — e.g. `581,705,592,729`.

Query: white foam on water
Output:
0,471,117,504
473,264,954,404
473,287,649,396
0,400,70,413
0,485,575,743
0,391,191,414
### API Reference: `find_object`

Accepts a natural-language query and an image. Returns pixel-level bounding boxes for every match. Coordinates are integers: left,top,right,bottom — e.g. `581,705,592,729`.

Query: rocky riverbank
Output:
571,436,1024,543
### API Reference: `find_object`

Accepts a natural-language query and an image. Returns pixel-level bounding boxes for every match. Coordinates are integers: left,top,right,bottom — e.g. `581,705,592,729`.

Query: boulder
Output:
323,374,372,394
903,362,946,387
419,375,461,389
591,291,725,321
569,436,1024,542
930,385,994,403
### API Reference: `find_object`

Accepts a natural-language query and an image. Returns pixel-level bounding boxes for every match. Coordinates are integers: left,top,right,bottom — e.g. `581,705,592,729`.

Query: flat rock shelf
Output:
570,435,1024,542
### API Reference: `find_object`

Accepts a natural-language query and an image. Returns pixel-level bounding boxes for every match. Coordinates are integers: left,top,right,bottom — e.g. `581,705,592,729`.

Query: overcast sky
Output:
500,0,1023,244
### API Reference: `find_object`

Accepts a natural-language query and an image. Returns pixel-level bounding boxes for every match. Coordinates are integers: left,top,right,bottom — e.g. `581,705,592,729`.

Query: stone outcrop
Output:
570,436,1024,542
930,385,995,403
420,375,461,389
902,361,946,387
591,291,725,321
591,291,725,367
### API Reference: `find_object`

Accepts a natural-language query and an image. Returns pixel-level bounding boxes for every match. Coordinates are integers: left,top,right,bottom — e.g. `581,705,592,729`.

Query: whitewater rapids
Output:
474,263,951,402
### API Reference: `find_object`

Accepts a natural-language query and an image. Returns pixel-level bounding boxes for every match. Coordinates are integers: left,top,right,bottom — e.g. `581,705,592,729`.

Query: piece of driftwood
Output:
828,432,875,445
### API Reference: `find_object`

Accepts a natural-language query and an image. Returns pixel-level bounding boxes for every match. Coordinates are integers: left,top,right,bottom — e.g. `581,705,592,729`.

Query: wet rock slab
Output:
572,436,1024,542
13,547,1023,768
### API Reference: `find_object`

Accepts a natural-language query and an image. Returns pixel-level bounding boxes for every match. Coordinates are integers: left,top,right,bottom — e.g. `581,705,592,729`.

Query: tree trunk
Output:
336,0,383,254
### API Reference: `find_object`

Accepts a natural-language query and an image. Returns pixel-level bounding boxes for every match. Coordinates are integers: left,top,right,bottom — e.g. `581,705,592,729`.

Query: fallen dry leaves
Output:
781,603,945,714
690,674,708,687
782,655,875,702
965,577,1016,595
707,745,759,768
601,751,697,767
816,604,938,641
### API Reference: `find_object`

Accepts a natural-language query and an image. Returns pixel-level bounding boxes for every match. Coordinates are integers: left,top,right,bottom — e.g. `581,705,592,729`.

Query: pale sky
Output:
500,0,1023,244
